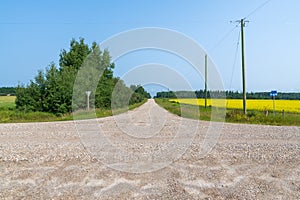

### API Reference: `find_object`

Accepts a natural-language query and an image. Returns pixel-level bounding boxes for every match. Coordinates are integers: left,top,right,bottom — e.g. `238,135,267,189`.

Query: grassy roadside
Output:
155,98,300,126
0,96,147,123
66,99,148,121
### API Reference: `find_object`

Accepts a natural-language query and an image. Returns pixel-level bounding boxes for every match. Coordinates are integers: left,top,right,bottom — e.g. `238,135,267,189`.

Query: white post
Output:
86,91,91,111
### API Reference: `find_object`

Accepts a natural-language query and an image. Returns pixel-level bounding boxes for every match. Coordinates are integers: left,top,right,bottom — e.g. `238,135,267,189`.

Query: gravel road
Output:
0,99,299,199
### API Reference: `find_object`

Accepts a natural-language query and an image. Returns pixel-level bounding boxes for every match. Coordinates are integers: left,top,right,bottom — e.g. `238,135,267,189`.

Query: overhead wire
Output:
210,0,272,53
244,0,272,20
226,0,272,91
209,25,239,52
229,29,241,90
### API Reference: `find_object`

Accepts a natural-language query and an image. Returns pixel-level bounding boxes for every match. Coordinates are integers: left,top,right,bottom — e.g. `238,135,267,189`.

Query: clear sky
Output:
0,0,299,93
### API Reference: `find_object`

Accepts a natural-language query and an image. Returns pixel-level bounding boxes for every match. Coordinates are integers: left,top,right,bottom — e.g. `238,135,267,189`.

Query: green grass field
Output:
0,96,67,123
155,98,300,126
0,96,147,123
0,96,15,110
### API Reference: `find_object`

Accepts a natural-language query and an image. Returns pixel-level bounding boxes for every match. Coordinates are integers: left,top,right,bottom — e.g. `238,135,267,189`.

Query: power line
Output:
209,25,238,52
244,0,272,19
210,0,272,52
229,30,241,90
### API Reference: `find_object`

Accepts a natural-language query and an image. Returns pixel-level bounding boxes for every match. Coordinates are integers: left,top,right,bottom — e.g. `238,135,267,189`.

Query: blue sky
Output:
0,0,299,93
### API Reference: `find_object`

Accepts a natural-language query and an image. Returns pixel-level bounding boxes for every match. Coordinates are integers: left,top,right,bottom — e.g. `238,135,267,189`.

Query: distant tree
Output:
0,87,16,96
15,38,150,115
129,85,151,104
154,91,176,98
155,90,300,100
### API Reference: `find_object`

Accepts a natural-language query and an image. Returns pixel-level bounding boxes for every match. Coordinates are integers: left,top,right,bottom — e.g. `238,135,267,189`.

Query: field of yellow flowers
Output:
171,99,300,113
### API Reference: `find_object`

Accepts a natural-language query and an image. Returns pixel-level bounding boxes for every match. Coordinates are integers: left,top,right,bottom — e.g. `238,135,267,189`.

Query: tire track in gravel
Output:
0,99,299,199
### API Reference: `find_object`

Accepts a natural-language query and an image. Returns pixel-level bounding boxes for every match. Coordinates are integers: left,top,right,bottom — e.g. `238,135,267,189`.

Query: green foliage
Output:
0,87,16,96
155,90,300,100
0,96,147,123
15,38,149,115
59,38,90,71
155,91,176,98
129,85,151,105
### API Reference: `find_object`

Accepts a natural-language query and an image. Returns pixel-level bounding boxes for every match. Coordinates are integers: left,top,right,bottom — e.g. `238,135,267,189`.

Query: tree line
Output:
15,38,150,115
155,90,300,100
0,87,16,96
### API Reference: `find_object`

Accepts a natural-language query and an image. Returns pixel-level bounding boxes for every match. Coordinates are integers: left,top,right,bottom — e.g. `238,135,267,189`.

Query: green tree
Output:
16,38,150,115
59,38,90,71
94,48,115,109
15,81,41,112
43,63,61,113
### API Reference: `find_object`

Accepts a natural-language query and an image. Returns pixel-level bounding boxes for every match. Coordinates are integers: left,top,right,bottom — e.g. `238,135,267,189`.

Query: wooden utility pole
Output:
240,18,247,115
205,54,208,108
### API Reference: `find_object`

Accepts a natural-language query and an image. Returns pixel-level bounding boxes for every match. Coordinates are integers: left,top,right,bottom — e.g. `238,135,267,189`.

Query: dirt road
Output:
0,99,299,199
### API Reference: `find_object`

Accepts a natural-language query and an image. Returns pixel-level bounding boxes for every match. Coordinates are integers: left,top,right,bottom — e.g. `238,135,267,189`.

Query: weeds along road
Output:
0,99,299,199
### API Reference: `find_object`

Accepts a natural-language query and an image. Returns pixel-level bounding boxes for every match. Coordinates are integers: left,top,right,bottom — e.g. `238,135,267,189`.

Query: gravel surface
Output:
0,99,299,199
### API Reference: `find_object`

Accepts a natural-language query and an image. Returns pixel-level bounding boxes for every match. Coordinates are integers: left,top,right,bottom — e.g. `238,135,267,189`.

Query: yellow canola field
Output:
171,99,300,113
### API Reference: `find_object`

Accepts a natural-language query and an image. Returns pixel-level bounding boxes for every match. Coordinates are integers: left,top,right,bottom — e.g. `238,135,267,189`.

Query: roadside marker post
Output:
86,91,91,111
270,90,278,115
